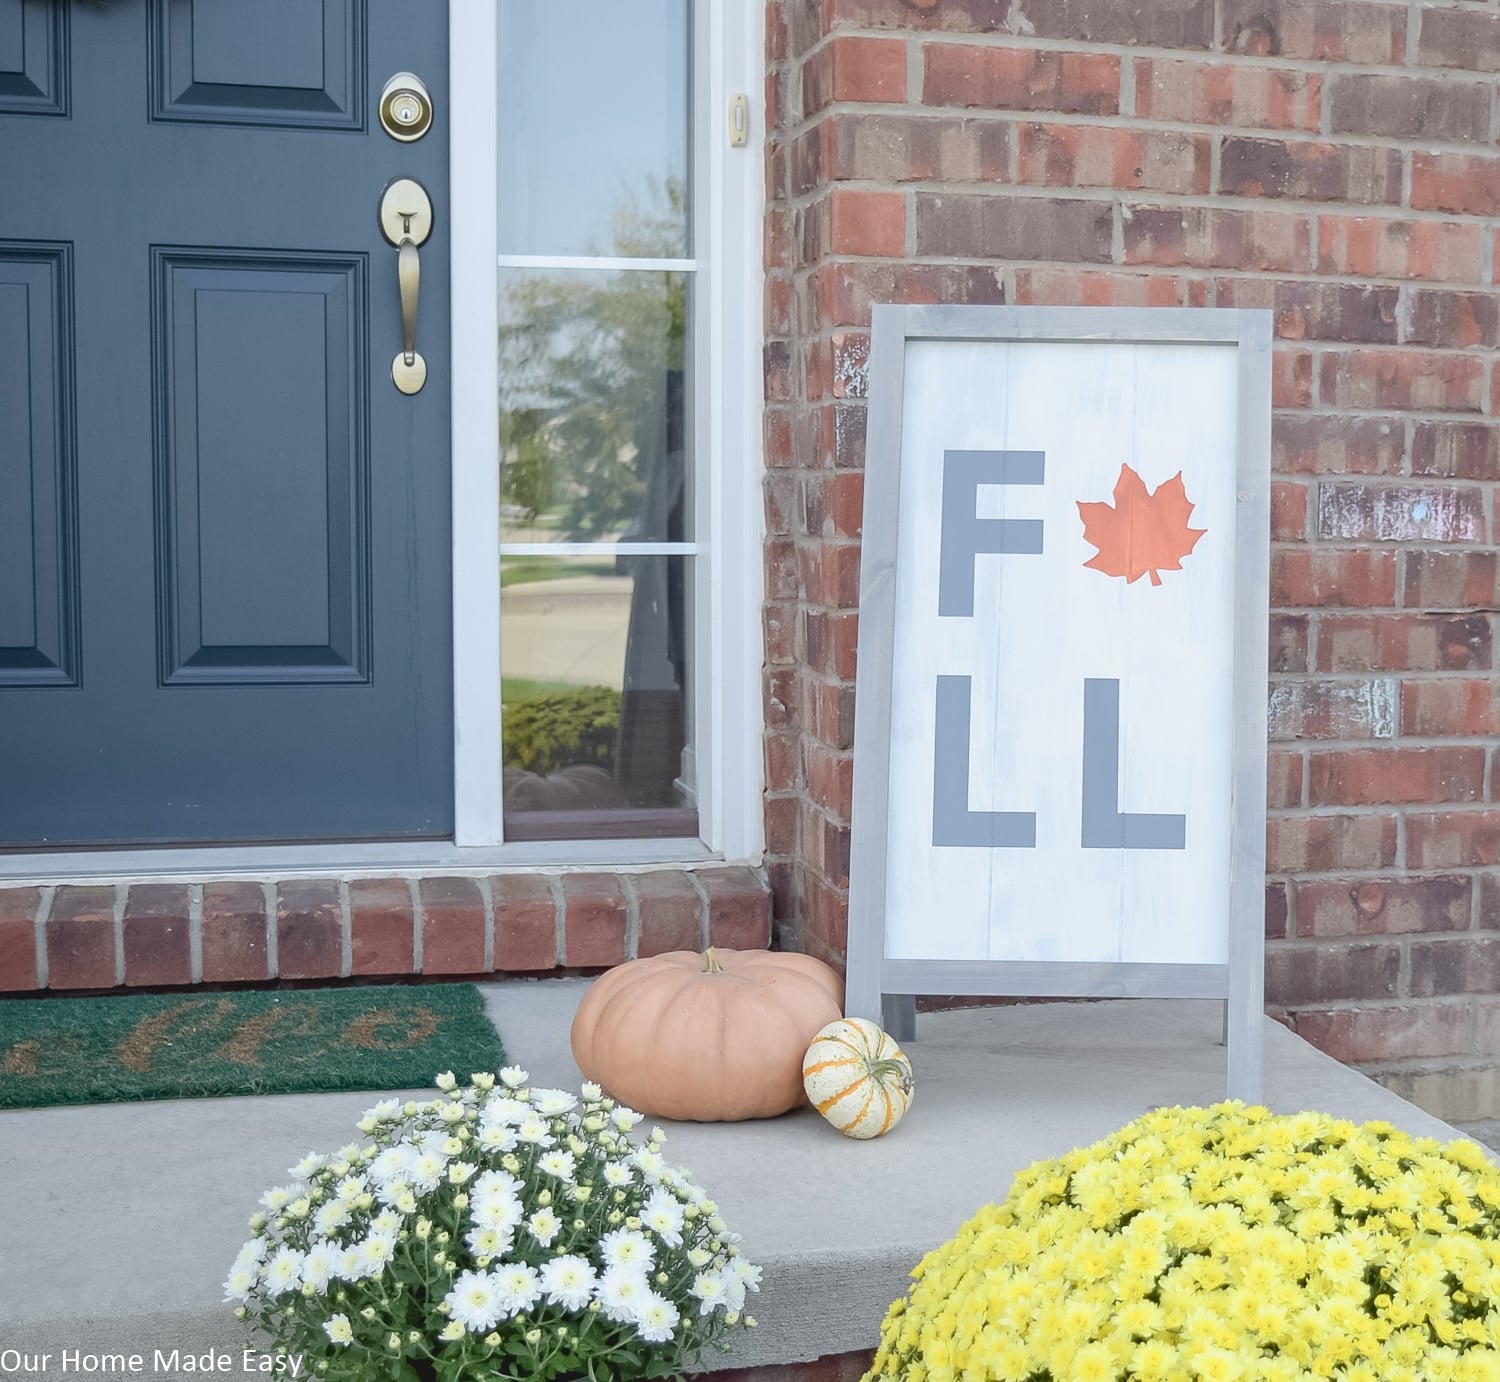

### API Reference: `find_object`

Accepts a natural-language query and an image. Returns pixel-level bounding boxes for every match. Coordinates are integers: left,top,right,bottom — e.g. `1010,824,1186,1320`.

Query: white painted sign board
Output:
845,307,1272,1100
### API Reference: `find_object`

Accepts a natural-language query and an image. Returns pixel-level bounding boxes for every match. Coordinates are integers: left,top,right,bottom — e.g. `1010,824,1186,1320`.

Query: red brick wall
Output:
764,0,1500,1122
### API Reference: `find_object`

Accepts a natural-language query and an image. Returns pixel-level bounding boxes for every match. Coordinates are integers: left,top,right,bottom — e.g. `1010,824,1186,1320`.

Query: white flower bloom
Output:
471,1189,523,1233
314,1201,350,1236
233,1236,268,1271
465,1224,513,1260
364,1098,402,1124
527,1207,562,1247
637,1292,681,1343
445,1269,504,1332
596,1264,651,1324
721,1270,747,1311
358,1231,398,1274
334,1174,367,1205
537,1149,576,1182
483,1096,529,1125
534,1088,578,1116
602,1162,632,1188
323,1313,354,1346
732,1258,763,1290
259,1184,297,1212
632,1148,665,1181
580,1081,603,1101
368,1145,418,1192
300,1242,341,1292
291,1151,327,1179
516,1115,552,1146
261,1247,303,1295
438,1101,467,1125
642,1189,685,1246
222,1264,257,1303
540,1254,596,1311
339,1246,364,1280
439,1321,465,1342
435,1071,458,1092
499,1065,528,1089
473,1168,521,1199
690,1271,726,1314
476,1121,518,1152
447,1160,477,1185
371,1209,402,1236
611,1107,643,1132
410,1151,446,1193
493,1263,541,1317
600,1228,655,1272
687,1247,713,1269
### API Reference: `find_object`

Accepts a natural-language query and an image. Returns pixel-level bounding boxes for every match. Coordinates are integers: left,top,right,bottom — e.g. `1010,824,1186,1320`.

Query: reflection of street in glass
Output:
500,573,631,689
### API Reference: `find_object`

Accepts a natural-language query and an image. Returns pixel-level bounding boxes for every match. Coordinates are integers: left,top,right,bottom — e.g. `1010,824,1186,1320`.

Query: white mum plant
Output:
227,1068,758,1382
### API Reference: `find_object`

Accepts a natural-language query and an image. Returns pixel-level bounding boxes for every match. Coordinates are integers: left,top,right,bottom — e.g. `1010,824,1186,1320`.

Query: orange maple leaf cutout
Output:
1077,464,1206,586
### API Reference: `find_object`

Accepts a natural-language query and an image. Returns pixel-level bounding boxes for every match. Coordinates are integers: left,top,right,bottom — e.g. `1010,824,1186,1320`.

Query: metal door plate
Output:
379,178,433,247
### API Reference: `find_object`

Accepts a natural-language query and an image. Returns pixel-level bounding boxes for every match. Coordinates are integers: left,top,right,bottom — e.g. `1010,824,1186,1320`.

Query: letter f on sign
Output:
938,450,1045,617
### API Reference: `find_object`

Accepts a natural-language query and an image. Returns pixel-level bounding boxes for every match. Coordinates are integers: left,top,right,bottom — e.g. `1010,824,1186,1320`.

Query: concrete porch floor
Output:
0,982,1478,1380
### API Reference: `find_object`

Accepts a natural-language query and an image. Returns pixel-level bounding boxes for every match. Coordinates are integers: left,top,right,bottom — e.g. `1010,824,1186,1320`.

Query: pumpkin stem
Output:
702,947,724,973
865,1056,915,1094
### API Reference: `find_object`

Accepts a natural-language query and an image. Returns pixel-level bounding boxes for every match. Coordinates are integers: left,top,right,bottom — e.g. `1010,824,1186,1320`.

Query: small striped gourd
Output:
802,1017,914,1139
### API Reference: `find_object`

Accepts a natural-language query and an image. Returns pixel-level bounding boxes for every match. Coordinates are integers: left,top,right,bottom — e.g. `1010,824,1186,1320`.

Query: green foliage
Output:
502,686,621,777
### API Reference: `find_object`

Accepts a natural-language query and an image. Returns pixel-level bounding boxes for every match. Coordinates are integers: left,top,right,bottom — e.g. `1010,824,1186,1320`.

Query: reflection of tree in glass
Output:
499,179,686,541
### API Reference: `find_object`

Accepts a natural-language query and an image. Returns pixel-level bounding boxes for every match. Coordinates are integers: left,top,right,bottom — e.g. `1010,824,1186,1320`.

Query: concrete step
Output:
0,983,1473,1381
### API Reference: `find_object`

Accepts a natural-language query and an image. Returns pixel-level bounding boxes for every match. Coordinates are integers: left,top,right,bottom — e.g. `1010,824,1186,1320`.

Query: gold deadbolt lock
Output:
379,72,432,142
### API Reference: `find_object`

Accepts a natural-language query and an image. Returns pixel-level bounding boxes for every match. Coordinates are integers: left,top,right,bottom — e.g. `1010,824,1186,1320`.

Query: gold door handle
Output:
378,178,433,396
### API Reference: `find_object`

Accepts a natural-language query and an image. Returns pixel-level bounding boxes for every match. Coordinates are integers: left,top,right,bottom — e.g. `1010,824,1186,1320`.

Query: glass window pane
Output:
497,2,690,258
501,555,693,837
499,268,691,545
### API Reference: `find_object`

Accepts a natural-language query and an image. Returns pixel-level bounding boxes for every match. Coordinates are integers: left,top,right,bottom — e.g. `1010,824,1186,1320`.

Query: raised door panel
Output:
155,250,369,685
0,243,77,686
150,0,363,129
0,0,66,116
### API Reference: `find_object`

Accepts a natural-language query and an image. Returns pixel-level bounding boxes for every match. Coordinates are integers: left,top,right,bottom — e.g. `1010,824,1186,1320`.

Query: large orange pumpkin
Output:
569,947,844,1121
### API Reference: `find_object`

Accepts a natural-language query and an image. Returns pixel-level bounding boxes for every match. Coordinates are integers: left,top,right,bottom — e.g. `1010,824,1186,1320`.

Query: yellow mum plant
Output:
867,1102,1500,1382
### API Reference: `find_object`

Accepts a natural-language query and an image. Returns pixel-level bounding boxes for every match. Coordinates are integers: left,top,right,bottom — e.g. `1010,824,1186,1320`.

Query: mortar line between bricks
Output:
113,882,126,987
33,884,54,988
188,883,203,984
408,877,423,973
620,874,641,961
547,874,566,968
263,880,278,978
478,874,495,972
339,879,352,979
685,869,711,950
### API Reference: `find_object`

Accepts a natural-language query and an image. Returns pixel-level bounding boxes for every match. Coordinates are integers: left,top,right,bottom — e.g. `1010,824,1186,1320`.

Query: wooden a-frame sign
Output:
844,306,1273,1101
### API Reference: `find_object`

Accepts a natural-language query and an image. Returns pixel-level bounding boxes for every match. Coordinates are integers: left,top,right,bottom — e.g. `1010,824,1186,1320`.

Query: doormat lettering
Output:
0,983,505,1109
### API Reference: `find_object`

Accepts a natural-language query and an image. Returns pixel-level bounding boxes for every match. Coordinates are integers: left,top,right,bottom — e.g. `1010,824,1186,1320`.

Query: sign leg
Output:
883,994,916,1042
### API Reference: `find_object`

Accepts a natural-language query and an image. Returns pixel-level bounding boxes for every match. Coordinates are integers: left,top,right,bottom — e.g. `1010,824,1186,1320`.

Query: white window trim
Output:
0,0,764,883
450,0,764,861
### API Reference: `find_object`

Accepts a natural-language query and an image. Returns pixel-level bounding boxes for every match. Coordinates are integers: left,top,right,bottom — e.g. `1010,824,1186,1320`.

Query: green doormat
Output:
0,983,506,1110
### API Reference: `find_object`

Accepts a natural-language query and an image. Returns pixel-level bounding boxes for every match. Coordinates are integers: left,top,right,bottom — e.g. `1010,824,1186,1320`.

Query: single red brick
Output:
123,884,192,987
1267,813,1397,873
765,795,799,857
1412,422,1500,478
1267,751,1304,808
634,871,703,957
201,881,269,983
1222,0,1405,62
1123,205,1311,272
1307,747,1485,807
1264,942,1400,1005
563,873,627,968
1017,122,1209,196
1272,414,1403,476
1314,613,1491,673
46,885,118,990
1318,216,1482,283
1317,483,1485,544
492,873,556,972
1291,1004,1470,1064
923,44,1119,115
701,866,772,950
1270,481,1308,540
1271,549,1396,607
1318,350,1484,414
1218,278,1397,345
1013,267,1190,308
830,34,906,103
420,877,486,975
823,111,1009,185
274,879,342,980
0,888,41,992
1270,614,1309,673
828,188,904,256
1135,58,1321,129
1404,552,1500,610
1219,137,1400,205
916,193,1113,262
1293,876,1469,937
1401,679,1500,737
1410,937,1500,998
1419,6,1500,72
349,878,415,977
1406,811,1500,869
1330,76,1490,143
1265,882,1289,941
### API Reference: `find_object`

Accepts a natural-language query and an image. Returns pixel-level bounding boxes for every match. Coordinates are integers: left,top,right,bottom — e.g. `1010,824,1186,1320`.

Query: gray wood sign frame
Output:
844,305,1273,1101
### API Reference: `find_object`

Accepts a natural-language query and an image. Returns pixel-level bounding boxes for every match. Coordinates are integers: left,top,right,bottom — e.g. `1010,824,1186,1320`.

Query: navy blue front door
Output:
0,1,453,845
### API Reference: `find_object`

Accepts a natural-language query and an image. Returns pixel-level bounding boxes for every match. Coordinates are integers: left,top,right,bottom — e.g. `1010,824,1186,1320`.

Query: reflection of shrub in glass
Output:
502,685,621,776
